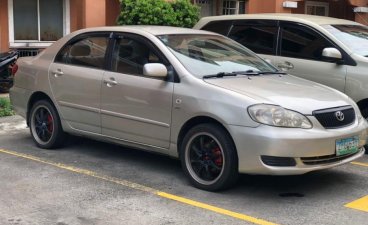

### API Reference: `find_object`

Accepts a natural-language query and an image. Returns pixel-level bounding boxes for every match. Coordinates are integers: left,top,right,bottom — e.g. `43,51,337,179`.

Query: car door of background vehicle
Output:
274,22,347,92
49,33,110,133
100,33,174,149
228,20,279,60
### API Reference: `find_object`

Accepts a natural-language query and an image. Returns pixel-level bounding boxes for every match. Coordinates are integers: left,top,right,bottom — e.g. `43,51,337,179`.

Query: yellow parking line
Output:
0,148,278,225
351,161,368,167
345,196,368,213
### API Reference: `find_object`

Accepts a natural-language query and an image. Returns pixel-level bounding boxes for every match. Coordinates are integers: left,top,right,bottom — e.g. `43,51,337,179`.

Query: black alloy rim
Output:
33,107,54,143
188,134,224,182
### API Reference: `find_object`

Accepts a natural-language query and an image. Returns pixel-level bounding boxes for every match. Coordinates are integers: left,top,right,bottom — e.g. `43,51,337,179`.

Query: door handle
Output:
103,78,118,87
277,61,294,71
52,69,64,77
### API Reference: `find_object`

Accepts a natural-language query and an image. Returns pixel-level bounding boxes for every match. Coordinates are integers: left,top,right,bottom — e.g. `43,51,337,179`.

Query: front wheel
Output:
360,107,368,154
180,124,238,191
29,100,66,149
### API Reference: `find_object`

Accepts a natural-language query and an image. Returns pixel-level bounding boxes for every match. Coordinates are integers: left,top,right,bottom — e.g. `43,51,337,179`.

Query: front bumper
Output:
229,116,367,175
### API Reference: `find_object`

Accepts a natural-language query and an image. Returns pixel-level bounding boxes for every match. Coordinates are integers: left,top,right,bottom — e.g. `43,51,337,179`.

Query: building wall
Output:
247,0,296,13
0,0,9,52
70,0,86,32
1,0,368,53
85,0,106,27
70,0,110,32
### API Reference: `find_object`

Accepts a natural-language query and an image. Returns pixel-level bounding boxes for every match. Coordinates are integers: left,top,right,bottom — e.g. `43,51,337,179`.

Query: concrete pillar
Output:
106,0,121,26
84,0,106,27
355,12,368,24
247,0,301,14
349,0,368,25
70,0,107,32
0,0,9,52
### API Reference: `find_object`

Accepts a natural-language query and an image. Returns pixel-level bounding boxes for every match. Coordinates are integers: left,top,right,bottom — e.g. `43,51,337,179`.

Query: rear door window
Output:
280,24,334,61
55,34,109,69
200,20,233,36
228,20,278,55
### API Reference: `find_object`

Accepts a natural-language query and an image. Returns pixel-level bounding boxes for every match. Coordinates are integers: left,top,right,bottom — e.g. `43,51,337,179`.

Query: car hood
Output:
204,75,351,115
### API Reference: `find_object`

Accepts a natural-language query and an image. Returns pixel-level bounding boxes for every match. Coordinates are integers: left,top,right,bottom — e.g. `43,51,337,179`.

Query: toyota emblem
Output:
335,111,345,121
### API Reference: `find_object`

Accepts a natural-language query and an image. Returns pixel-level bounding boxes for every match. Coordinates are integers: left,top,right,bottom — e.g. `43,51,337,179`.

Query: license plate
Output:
336,136,359,156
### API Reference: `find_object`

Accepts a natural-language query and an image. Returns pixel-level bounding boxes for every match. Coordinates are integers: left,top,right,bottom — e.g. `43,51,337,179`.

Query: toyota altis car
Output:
10,26,367,191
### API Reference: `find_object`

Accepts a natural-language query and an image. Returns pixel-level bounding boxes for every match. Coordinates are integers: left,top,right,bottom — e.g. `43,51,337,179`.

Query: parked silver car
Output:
10,26,367,191
195,14,368,120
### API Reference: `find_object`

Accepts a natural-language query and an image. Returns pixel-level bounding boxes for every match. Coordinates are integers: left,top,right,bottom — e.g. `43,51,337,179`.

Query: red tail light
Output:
10,63,18,76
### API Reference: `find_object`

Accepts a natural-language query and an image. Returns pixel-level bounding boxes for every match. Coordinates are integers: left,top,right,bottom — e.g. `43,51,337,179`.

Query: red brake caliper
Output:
47,115,53,132
213,147,223,167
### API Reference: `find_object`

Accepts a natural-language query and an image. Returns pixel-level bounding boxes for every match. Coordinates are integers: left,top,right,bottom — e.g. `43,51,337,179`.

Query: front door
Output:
49,33,110,133
100,34,174,149
273,22,347,93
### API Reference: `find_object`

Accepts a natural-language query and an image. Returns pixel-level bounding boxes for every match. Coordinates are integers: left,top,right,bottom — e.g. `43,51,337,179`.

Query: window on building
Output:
280,24,334,61
305,1,329,16
195,0,213,17
9,0,70,48
222,0,246,15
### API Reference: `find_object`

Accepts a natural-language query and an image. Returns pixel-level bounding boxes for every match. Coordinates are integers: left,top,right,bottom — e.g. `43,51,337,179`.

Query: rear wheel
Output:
29,100,66,149
180,123,238,191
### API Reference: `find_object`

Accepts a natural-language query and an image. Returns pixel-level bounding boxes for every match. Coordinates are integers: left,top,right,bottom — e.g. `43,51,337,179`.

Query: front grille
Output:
261,155,296,167
313,106,355,129
301,148,362,165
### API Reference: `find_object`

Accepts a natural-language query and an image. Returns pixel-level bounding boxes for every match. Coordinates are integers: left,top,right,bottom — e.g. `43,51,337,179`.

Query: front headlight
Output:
248,104,312,129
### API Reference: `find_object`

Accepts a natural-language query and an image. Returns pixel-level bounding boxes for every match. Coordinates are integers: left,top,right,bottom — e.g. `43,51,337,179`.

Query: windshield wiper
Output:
258,71,287,75
203,70,286,79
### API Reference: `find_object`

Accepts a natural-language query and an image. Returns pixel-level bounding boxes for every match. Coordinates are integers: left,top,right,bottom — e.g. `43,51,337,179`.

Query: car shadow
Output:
61,136,362,198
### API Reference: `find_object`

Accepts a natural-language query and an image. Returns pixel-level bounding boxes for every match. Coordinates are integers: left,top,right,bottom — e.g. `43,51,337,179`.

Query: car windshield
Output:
157,34,278,78
322,24,368,57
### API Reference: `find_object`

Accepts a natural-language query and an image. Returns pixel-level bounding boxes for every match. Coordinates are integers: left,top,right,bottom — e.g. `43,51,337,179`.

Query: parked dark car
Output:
0,51,18,93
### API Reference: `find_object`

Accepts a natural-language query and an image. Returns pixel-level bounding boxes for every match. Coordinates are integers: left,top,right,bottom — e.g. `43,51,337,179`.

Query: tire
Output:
29,100,66,149
360,107,368,154
180,123,238,191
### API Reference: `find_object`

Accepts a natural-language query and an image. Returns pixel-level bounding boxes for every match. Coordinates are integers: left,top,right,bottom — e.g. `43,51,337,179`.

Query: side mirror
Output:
322,48,343,63
143,63,167,78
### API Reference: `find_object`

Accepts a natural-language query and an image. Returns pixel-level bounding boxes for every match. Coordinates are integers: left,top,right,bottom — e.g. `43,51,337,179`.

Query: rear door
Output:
100,33,174,149
49,33,110,133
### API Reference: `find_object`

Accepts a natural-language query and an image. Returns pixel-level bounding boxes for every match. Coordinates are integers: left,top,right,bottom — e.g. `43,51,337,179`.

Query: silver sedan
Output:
10,26,367,191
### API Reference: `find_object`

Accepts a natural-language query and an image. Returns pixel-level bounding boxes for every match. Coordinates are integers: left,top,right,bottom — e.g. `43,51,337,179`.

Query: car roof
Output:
74,25,215,36
195,13,361,27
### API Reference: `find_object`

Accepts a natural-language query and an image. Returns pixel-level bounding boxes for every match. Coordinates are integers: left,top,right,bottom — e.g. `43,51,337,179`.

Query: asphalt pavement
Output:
0,115,367,225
